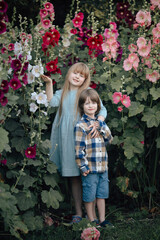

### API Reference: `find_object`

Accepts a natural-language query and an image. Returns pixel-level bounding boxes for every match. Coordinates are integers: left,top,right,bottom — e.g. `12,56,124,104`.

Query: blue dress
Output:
49,89,107,177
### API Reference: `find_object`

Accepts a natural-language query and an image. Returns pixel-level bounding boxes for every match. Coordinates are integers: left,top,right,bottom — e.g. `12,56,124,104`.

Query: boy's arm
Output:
74,125,90,174
98,120,113,144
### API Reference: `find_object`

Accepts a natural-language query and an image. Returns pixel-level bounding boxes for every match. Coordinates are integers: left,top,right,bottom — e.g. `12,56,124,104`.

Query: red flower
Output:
46,58,58,72
0,21,6,34
90,81,97,89
0,159,7,165
9,78,22,90
87,37,97,49
50,29,60,44
25,144,36,159
8,43,14,51
72,16,83,28
22,73,28,85
0,1,8,13
1,80,9,93
0,96,8,106
11,59,22,70
70,28,77,35
42,32,53,45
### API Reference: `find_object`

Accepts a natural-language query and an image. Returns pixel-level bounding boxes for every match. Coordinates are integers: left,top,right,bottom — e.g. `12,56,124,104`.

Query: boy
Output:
74,88,113,227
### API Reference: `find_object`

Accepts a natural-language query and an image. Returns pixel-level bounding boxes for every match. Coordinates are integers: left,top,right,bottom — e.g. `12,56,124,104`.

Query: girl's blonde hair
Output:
59,62,91,118
78,89,101,116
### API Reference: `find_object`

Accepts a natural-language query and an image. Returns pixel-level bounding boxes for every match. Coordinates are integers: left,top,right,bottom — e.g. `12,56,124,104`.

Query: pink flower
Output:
133,23,139,29
152,26,160,38
109,22,117,30
123,59,132,71
8,43,14,51
41,19,52,29
138,41,151,57
9,78,22,90
128,44,137,53
44,216,53,226
1,47,7,54
118,106,123,112
44,2,54,12
146,70,159,83
81,227,100,240
112,92,122,104
128,53,139,63
40,9,48,18
141,141,144,144
102,42,110,53
25,144,37,159
72,17,83,28
121,95,131,108
150,0,160,7
136,10,146,24
137,37,146,48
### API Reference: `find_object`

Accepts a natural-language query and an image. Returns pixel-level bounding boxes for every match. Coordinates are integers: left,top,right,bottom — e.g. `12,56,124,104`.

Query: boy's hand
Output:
89,121,100,138
41,74,52,83
82,170,90,176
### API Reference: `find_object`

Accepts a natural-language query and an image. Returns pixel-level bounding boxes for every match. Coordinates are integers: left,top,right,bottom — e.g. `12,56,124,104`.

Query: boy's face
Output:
83,97,97,118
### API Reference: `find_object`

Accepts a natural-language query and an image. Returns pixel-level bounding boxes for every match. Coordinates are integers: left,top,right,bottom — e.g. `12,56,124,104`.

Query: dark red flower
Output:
70,28,77,35
25,144,36,159
0,89,4,99
42,32,53,45
0,1,8,13
0,21,6,34
0,159,7,165
11,59,22,70
9,78,22,90
90,81,97,89
46,58,58,72
22,73,28,85
87,37,97,49
0,96,8,106
50,28,60,44
1,80,9,93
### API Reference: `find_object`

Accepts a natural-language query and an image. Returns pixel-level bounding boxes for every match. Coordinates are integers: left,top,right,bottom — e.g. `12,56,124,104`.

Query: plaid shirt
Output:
74,114,113,174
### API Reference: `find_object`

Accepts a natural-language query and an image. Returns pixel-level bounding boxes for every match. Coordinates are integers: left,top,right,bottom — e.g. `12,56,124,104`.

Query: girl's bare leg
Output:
71,176,82,217
84,201,94,222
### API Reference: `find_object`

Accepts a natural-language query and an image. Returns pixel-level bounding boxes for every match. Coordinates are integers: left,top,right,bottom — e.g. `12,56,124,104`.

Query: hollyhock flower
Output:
133,23,139,29
72,13,83,28
41,19,52,29
46,58,58,72
50,28,60,44
28,72,35,84
128,53,139,63
109,22,117,30
136,10,146,25
42,32,53,45
76,12,84,20
102,42,110,53
150,0,160,6
1,47,7,54
11,59,22,70
81,227,100,240
146,70,159,83
1,80,9,93
0,159,7,165
40,9,48,18
0,21,6,34
128,44,137,53
141,141,144,144
14,42,23,56
29,102,38,113
123,59,132,71
44,2,54,12
0,89,4,99
32,64,44,77
0,1,8,13
25,144,36,159
121,95,131,108
90,81,97,89
31,92,38,101
44,216,53,226
8,43,14,51
118,106,123,112
70,28,77,35
112,92,122,104
62,38,70,47
137,37,146,48
36,92,48,105
22,73,28,85
0,96,8,106
9,78,22,90
152,26,160,38
145,12,151,26
138,41,151,57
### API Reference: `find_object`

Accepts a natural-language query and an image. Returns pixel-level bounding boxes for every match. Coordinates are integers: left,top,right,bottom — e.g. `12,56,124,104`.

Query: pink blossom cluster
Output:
72,12,84,30
133,10,151,29
112,92,131,112
81,227,100,240
0,0,8,34
40,2,55,30
102,22,120,61
150,0,160,10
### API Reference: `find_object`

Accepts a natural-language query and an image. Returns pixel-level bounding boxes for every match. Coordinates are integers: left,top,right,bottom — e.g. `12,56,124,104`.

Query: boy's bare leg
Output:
93,199,97,219
84,201,94,222
71,176,82,217
96,198,105,223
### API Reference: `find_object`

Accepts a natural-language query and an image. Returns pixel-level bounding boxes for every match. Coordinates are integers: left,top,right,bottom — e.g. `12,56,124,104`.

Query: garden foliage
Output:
0,0,160,239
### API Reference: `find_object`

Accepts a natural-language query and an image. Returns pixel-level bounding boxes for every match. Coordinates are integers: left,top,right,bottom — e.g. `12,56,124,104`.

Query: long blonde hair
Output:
59,62,91,118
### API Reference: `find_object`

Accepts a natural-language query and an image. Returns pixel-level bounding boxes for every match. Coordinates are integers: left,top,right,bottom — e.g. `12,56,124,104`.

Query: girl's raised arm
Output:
41,75,53,101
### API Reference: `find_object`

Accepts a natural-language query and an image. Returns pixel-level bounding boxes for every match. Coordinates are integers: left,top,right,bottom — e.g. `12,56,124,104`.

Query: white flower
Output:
62,38,70,47
36,92,48,105
28,64,33,72
8,68,12,75
32,64,44,77
26,51,32,60
14,42,23,56
30,103,38,113
28,72,35,84
31,92,38,100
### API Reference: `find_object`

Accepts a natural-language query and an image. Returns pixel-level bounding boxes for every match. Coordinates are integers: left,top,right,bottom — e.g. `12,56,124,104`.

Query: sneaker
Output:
98,220,114,228
70,215,82,224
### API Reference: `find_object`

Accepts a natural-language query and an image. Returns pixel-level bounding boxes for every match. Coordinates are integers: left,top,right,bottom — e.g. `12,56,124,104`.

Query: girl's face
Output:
69,71,85,90
83,97,98,118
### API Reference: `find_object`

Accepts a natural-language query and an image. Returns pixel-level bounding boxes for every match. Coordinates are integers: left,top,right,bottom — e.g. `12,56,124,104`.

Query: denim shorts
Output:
81,172,109,202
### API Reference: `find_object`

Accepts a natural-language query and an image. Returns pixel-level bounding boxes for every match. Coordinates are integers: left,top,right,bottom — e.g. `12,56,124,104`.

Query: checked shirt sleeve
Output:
98,120,113,145
74,124,89,174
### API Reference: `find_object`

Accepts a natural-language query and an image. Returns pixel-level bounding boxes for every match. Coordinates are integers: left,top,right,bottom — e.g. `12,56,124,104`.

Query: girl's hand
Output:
89,121,100,138
41,74,52,83
82,170,90,176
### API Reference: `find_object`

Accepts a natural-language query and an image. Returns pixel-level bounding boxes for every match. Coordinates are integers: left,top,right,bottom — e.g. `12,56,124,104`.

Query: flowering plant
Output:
81,227,100,240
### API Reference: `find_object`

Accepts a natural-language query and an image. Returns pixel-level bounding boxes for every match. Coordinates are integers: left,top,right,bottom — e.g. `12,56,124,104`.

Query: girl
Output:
41,62,107,223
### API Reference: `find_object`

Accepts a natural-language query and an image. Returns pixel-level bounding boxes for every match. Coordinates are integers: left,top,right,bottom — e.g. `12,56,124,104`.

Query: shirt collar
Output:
82,114,97,122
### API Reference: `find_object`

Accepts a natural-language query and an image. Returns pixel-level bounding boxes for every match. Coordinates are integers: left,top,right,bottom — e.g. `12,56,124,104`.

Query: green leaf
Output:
135,89,148,101
124,157,139,172
16,191,36,211
123,137,144,159
6,94,19,106
116,176,129,193
18,175,36,188
142,106,160,128
128,101,144,117
0,128,9,152
11,137,29,152
111,80,122,91
47,162,57,173
22,211,43,231
150,87,160,100
44,174,57,188
41,188,63,209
